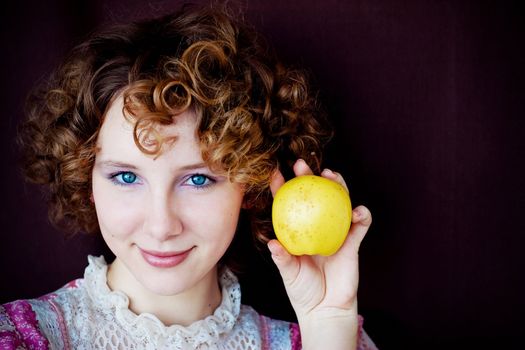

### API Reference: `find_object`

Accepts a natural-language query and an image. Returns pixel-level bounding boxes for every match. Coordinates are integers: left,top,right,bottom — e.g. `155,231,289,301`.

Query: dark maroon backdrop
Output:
1,1,524,349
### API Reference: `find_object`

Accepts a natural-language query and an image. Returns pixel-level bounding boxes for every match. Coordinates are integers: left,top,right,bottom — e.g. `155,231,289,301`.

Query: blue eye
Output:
121,172,137,183
111,171,138,185
190,174,207,186
186,174,214,188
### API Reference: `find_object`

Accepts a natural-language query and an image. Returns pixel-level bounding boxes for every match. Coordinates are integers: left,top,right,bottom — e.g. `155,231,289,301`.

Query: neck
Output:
106,259,223,327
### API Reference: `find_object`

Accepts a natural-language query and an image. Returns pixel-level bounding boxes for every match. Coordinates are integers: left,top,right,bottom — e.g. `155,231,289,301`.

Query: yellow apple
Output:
272,175,352,256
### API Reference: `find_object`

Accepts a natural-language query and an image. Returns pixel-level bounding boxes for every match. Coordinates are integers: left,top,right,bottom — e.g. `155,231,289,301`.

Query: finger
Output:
293,159,314,176
267,239,300,286
352,205,372,226
320,168,349,192
346,205,372,254
269,168,286,197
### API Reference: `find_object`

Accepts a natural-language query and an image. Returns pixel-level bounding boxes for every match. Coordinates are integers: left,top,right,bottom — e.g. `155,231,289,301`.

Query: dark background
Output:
1,1,524,349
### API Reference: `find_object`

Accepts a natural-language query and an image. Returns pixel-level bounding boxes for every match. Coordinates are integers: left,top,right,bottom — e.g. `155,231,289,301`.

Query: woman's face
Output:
91,96,244,296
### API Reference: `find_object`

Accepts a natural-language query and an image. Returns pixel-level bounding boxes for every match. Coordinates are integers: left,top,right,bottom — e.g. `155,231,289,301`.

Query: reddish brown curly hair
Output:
18,3,332,246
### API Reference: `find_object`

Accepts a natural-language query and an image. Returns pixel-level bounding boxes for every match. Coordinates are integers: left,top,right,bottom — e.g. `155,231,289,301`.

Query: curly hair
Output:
18,3,332,247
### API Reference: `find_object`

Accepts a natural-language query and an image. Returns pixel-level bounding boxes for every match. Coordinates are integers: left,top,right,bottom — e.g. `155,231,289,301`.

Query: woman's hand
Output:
268,159,372,350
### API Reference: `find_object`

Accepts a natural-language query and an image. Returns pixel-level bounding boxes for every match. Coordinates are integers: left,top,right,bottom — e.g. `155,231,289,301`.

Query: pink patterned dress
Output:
0,255,377,349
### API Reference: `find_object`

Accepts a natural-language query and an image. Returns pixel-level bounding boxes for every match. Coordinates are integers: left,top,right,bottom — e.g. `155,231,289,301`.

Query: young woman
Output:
1,3,377,349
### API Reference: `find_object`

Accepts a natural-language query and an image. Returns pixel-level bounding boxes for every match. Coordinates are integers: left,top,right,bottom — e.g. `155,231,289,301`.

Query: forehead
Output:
96,96,200,161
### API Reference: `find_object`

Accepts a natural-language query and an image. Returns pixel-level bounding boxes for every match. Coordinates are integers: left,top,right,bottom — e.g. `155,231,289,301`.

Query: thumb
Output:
267,239,300,286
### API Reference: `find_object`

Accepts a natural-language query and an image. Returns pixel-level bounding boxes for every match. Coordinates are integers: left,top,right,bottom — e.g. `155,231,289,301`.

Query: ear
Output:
90,193,94,203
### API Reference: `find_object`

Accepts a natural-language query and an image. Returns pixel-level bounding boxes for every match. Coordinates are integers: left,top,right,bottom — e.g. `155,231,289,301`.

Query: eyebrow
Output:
97,160,209,171
179,162,209,171
97,161,138,169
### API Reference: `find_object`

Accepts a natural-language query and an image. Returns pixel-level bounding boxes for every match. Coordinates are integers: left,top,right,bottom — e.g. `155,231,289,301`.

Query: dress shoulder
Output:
356,315,379,350
0,279,83,350
238,305,378,350
1,299,50,349
237,305,300,350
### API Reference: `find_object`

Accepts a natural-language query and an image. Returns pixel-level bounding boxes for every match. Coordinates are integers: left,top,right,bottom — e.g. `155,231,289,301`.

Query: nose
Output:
143,193,183,240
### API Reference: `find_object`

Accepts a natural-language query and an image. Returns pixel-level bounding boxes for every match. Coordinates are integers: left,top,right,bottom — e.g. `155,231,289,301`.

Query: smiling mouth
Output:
139,247,193,268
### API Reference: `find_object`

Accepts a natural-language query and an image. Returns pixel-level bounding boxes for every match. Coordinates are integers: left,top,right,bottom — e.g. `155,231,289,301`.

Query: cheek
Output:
195,189,243,239
92,182,142,238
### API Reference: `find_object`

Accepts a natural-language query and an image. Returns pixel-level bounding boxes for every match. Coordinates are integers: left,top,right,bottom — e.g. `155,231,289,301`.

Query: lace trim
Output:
83,255,241,347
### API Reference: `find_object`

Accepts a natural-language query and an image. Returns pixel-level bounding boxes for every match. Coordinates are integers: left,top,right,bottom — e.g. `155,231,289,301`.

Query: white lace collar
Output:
83,255,241,347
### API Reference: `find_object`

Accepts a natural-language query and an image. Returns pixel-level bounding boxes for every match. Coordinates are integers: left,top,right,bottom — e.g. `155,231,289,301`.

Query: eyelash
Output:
108,172,216,189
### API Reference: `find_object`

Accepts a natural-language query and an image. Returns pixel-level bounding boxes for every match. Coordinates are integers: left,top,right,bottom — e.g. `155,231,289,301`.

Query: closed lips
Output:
139,247,194,267
140,248,192,257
